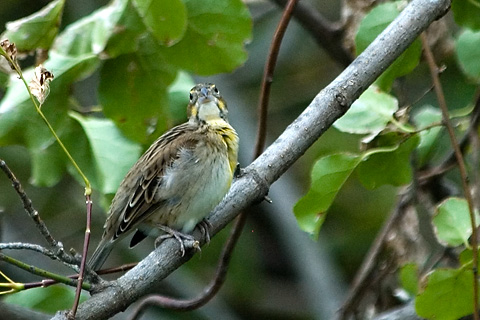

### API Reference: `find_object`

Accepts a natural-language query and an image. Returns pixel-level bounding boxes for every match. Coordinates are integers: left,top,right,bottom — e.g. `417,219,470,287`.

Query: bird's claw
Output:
155,225,198,257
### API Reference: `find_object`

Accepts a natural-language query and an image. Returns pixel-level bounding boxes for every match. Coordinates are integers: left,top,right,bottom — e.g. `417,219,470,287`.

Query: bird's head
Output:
187,83,228,124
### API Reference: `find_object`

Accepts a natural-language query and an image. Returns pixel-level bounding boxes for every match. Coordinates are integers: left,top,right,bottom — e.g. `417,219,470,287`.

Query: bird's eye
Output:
213,86,219,94
189,93,194,101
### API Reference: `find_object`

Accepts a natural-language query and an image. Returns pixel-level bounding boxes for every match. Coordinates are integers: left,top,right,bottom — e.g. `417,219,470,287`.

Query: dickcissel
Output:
88,83,239,270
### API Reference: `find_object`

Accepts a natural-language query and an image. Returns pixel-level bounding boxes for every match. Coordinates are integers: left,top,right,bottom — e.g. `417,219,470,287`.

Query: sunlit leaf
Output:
1,0,65,52
413,106,443,167
333,86,398,134
0,52,99,143
70,112,142,194
456,29,480,81
53,0,128,56
433,197,479,247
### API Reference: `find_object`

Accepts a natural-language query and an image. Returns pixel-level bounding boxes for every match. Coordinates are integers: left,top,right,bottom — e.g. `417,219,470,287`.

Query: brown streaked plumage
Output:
88,83,239,270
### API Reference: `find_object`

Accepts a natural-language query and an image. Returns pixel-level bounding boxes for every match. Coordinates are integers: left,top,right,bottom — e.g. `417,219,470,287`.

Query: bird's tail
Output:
88,238,114,271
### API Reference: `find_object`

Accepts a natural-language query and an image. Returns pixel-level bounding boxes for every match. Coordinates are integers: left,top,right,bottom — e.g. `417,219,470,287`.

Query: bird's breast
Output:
151,134,234,232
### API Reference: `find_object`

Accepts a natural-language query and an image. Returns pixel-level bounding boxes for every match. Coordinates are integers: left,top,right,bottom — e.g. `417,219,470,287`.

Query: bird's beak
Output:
198,87,213,104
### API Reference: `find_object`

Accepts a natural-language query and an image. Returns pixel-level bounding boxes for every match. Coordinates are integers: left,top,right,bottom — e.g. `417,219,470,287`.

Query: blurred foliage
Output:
4,285,88,313
294,0,480,319
1,0,480,319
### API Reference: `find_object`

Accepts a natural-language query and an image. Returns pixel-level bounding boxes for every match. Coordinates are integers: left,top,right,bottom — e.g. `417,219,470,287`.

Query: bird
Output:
88,83,239,271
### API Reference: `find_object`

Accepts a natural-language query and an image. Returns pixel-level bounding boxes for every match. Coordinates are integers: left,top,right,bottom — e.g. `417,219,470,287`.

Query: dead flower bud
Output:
29,65,54,105
0,39,19,71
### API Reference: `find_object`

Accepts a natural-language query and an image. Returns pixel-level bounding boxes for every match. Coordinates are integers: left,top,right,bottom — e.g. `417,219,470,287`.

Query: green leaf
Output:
413,106,443,167
1,0,65,52
70,112,142,194
52,0,129,56
433,197,479,247
452,0,480,30
456,29,480,81
416,268,476,320
355,2,421,91
30,141,66,187
132,0,187,46
100,0,148,58
357,135,419,189
333,86,398,134
164,0,252,75
0,51,99,141
4,286,87,313
459,248,476,266
98,38,176,143
168,71,195,124
399,263,419,296
0,51,99,187
294,153,361,239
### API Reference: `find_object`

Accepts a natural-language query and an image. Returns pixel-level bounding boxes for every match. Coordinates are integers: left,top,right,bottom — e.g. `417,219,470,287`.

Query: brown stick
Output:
421,32,479,320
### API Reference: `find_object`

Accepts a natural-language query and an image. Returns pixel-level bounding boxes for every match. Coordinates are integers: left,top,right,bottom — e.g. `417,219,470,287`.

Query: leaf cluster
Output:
294,1,480,319
0,0,252,197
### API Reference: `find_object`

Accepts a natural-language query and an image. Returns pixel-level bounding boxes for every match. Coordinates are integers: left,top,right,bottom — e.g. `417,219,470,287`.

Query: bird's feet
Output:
198,218,212,244
155,225,199,257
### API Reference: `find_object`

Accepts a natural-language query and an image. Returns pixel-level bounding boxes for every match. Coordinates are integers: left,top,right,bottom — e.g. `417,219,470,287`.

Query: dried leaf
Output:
0,39,19,71
29,64,54,105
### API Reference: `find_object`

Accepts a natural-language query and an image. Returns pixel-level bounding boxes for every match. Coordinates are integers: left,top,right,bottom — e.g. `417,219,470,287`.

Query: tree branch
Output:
52,0,452,318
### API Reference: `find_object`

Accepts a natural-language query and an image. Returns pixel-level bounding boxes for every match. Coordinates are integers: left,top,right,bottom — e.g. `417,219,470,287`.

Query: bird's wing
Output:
106,122,199,240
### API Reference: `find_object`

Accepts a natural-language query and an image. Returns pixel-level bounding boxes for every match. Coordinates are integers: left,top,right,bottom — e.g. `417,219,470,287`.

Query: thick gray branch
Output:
53,0,451,318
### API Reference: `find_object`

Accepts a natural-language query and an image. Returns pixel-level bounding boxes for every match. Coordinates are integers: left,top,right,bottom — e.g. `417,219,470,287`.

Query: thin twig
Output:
421,32,479,320
0,242,59,260
71,195,93,318
418,94,480,182
0,159,77,266
20,274,81,291
470,97,480,217
255,0,299,156
337,190,413,319
0,160,56,246
96,262,137,275
0,253,91,291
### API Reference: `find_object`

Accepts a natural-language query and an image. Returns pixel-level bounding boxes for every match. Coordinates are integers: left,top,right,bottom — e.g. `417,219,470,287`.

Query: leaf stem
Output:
390,118,416,133
0,253,91,291
71,194,93,317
